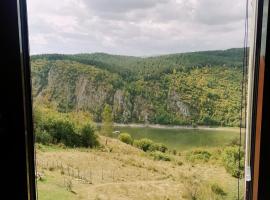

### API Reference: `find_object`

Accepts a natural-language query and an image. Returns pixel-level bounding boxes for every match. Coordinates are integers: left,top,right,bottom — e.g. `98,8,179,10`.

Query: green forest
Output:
31,48,243,127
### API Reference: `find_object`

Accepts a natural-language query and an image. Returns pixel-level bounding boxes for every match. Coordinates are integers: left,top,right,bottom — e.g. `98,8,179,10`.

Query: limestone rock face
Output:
113,90,132,123
74,75,112,119
33,63,191,124
168,90,190,117
132,95,153,123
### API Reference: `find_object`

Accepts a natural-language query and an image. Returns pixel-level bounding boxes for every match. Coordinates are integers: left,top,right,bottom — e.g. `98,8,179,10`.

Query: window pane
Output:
27,0,249,199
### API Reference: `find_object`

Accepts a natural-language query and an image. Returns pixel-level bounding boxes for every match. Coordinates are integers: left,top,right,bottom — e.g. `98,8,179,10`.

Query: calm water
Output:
114,126,239,151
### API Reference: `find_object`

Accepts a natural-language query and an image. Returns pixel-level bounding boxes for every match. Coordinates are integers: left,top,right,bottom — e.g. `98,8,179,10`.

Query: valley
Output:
32,48,245,200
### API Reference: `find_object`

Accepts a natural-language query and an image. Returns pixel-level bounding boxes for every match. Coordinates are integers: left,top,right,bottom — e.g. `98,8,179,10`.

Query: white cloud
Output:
84,0,167,13
27,0,250,56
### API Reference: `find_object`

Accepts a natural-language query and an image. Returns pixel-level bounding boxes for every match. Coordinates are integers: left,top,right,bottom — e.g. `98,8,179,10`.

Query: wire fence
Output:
36,159,127,184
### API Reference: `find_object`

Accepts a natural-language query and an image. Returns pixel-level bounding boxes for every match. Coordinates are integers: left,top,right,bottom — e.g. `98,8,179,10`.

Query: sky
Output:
27,0,249,56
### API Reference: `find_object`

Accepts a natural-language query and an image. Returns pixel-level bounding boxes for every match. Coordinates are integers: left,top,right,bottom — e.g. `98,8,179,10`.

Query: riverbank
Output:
112,123,239,132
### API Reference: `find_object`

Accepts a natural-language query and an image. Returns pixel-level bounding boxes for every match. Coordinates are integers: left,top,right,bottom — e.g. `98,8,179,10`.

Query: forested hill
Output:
31,48,243,126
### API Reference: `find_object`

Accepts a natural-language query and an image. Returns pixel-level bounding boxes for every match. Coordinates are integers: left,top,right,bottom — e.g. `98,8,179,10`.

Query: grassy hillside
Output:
31,48,243,126
34,103,245,200
36,136,244,200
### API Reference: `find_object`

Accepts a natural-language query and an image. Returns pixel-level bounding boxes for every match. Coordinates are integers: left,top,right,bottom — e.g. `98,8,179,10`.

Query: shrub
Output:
118,133,133,145
211,183,226,196
35,129,53,144
149,142,168,153
228,137,241,146
46,118,81,147
177,160,183,166
186,149,212,162
134,138,154,152
134,138,168,153
183,179,227,200
150,151,171,161
80,124,99,148
222,146,244,178
34,105,99,148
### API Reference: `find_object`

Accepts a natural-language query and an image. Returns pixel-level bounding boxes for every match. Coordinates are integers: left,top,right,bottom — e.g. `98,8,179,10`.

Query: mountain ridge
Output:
31,48,243,126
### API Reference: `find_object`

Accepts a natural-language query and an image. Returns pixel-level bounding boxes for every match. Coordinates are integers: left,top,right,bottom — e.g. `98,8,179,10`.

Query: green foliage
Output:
186,149,212,162
222,146,244,178
228,137,241,146
211,183,226,196
80,124,99,148
172,149,177,155
149,142,168,153
133,138,168,153
34,105,99,148
35,129,53,145
118,133,133,145
31,48,243,79
150,151,171,161
100,104,113,137
31,48,244,127
134,138,154,152
45,118,80,147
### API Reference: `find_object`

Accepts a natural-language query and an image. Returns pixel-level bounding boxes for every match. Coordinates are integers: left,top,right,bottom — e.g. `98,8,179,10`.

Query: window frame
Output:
0,0,36,199
249,0,270,199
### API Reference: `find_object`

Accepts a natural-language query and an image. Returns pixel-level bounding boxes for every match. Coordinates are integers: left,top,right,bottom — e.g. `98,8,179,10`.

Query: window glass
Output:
27,0,249,199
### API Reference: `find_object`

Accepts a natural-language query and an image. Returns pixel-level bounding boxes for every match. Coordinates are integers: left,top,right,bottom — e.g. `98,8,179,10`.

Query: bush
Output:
183,179,227,200
176,160,183,166
149,142,168,153
222,146,244,178
49,119,82,147
186,149,212,162
134,138,154,152
150,151,171,161
172,149,177,155
134,138,168,153
211,183,226,196
35,129,53,144
34,105,99,148
44,118,80,147
80,124,99,148
228,137,241,146
118,133,133,145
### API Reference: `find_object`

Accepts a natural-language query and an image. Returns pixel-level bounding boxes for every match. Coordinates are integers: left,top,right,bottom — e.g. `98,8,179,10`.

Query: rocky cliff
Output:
31,49,243,126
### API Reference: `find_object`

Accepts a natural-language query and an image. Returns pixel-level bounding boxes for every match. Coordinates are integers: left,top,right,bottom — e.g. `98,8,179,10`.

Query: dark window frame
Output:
0,0,36,199
250,0,270,199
